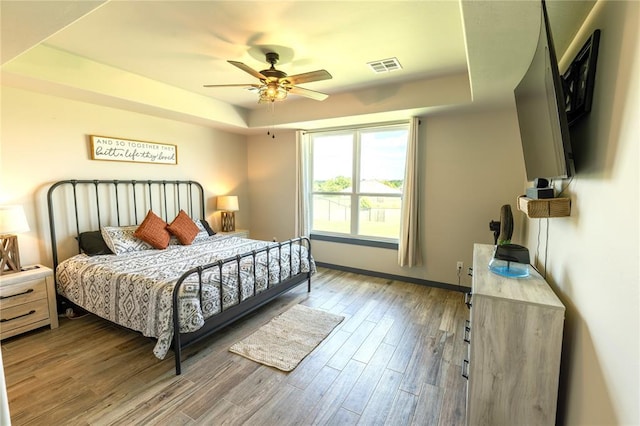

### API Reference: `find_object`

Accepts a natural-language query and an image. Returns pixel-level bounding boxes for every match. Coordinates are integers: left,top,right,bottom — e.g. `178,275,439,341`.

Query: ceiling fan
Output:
204,52,332,103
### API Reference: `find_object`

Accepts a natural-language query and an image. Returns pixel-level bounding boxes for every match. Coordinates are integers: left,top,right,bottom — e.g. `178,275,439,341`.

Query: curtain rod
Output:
301,119,418,135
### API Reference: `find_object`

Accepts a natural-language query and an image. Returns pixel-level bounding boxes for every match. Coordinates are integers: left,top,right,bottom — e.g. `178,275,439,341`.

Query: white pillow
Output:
101,225,153,255
192,219,211,244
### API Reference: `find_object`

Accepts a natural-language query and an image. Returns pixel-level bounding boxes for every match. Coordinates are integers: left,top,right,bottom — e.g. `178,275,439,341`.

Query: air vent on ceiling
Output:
367,57,402,73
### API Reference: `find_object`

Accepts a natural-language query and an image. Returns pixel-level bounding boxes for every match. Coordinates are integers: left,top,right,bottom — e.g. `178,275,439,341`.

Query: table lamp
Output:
217,196,239,232
0,205,30,274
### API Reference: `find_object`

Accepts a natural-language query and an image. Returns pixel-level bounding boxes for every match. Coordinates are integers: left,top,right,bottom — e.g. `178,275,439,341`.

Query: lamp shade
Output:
0,205,30,234
217,196,239,212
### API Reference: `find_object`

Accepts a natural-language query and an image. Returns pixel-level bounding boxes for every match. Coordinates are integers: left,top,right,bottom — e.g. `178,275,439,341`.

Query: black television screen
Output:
514,1,574,182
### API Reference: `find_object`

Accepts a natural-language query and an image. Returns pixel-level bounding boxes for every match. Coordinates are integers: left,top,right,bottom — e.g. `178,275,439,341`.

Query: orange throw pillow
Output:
167,210,200,245
134,210,170,249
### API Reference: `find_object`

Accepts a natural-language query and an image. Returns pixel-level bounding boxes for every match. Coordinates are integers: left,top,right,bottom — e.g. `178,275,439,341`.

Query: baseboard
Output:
315,262,470,293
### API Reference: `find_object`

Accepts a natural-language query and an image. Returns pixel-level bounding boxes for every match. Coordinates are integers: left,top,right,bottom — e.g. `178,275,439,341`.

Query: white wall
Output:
247,130,298,241
0,86,249,268
248,105,527,288
523,1,639,424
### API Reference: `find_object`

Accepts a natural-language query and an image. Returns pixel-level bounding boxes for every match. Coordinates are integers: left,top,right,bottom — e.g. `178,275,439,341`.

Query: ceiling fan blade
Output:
203,83,262,88
228,60,268,81
285,69,332,85
288,86,329,101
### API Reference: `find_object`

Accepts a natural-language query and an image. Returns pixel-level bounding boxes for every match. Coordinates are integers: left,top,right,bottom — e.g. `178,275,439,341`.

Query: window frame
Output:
309,123,408,246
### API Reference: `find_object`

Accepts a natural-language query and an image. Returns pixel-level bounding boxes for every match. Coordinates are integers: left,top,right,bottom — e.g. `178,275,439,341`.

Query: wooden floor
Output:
2,267,469,425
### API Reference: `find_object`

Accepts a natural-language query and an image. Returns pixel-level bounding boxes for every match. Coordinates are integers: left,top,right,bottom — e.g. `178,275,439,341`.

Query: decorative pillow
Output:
193,219,213,243
167,210,200,245
77,231,113,256
134,210,171,249
199,219,216,236
101,225,153,255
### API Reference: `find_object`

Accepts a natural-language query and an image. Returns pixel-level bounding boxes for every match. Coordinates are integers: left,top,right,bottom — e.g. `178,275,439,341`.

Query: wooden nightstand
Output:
0,265,58,340
218,229,250,238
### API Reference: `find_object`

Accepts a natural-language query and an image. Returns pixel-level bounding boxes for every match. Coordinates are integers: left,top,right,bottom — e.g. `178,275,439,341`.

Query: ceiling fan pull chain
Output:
269,102,276,139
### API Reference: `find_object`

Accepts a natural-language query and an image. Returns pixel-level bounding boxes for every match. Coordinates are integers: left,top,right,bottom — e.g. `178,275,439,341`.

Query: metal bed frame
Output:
47,179,312,375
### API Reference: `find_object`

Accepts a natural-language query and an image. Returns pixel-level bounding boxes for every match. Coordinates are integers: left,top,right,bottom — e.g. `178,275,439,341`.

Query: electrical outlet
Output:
457,261,464,271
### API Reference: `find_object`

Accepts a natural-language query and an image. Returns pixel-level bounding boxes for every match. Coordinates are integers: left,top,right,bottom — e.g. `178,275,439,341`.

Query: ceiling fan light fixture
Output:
259,82,288,103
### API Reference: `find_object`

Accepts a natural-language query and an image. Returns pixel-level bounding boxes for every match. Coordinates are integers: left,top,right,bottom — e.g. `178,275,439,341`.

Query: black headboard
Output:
47,179,205,271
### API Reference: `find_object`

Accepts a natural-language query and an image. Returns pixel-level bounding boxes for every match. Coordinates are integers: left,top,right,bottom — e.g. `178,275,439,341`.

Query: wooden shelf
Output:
517,196,571,218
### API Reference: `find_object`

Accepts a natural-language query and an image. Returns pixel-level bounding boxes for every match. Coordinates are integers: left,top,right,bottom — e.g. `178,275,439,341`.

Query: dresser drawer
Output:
0,278,47,309
1,298,50,335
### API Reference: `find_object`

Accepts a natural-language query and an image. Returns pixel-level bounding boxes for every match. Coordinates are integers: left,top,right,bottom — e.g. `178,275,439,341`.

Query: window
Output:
310,124,408,243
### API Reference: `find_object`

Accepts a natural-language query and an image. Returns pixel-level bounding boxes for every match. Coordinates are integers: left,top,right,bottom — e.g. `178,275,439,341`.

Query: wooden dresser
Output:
0,265,58,340
464,244,565,425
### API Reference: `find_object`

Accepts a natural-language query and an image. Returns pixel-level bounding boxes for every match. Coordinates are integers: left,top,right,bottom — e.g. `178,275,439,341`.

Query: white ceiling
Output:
1,0,595,134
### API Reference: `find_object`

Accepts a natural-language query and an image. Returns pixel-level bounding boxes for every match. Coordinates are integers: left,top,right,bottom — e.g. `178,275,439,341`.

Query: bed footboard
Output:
171,236,312,375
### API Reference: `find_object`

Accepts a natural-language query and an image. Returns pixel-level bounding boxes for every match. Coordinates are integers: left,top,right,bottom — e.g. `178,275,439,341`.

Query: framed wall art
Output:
90,135,177,165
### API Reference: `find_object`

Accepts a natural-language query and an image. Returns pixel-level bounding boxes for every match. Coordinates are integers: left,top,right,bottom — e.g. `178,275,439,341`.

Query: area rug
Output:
229,304,344,372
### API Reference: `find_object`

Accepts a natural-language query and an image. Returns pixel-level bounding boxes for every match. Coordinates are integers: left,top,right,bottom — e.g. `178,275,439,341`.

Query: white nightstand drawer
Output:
1,298,50,336
0,265,58,339
0,278,47,309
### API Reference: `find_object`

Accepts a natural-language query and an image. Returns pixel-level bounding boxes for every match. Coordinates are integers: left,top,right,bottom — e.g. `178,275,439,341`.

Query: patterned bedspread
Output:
56,235,315,359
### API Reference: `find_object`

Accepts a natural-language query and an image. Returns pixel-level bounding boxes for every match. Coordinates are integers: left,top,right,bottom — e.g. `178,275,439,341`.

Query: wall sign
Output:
90,135,177,165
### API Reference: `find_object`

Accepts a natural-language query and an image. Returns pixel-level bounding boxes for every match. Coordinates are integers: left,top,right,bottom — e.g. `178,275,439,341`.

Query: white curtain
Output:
295,130,311,236
398,117,422,267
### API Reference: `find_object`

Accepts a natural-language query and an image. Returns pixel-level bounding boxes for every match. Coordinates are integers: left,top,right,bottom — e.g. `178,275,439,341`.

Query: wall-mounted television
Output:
514,1,574,182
